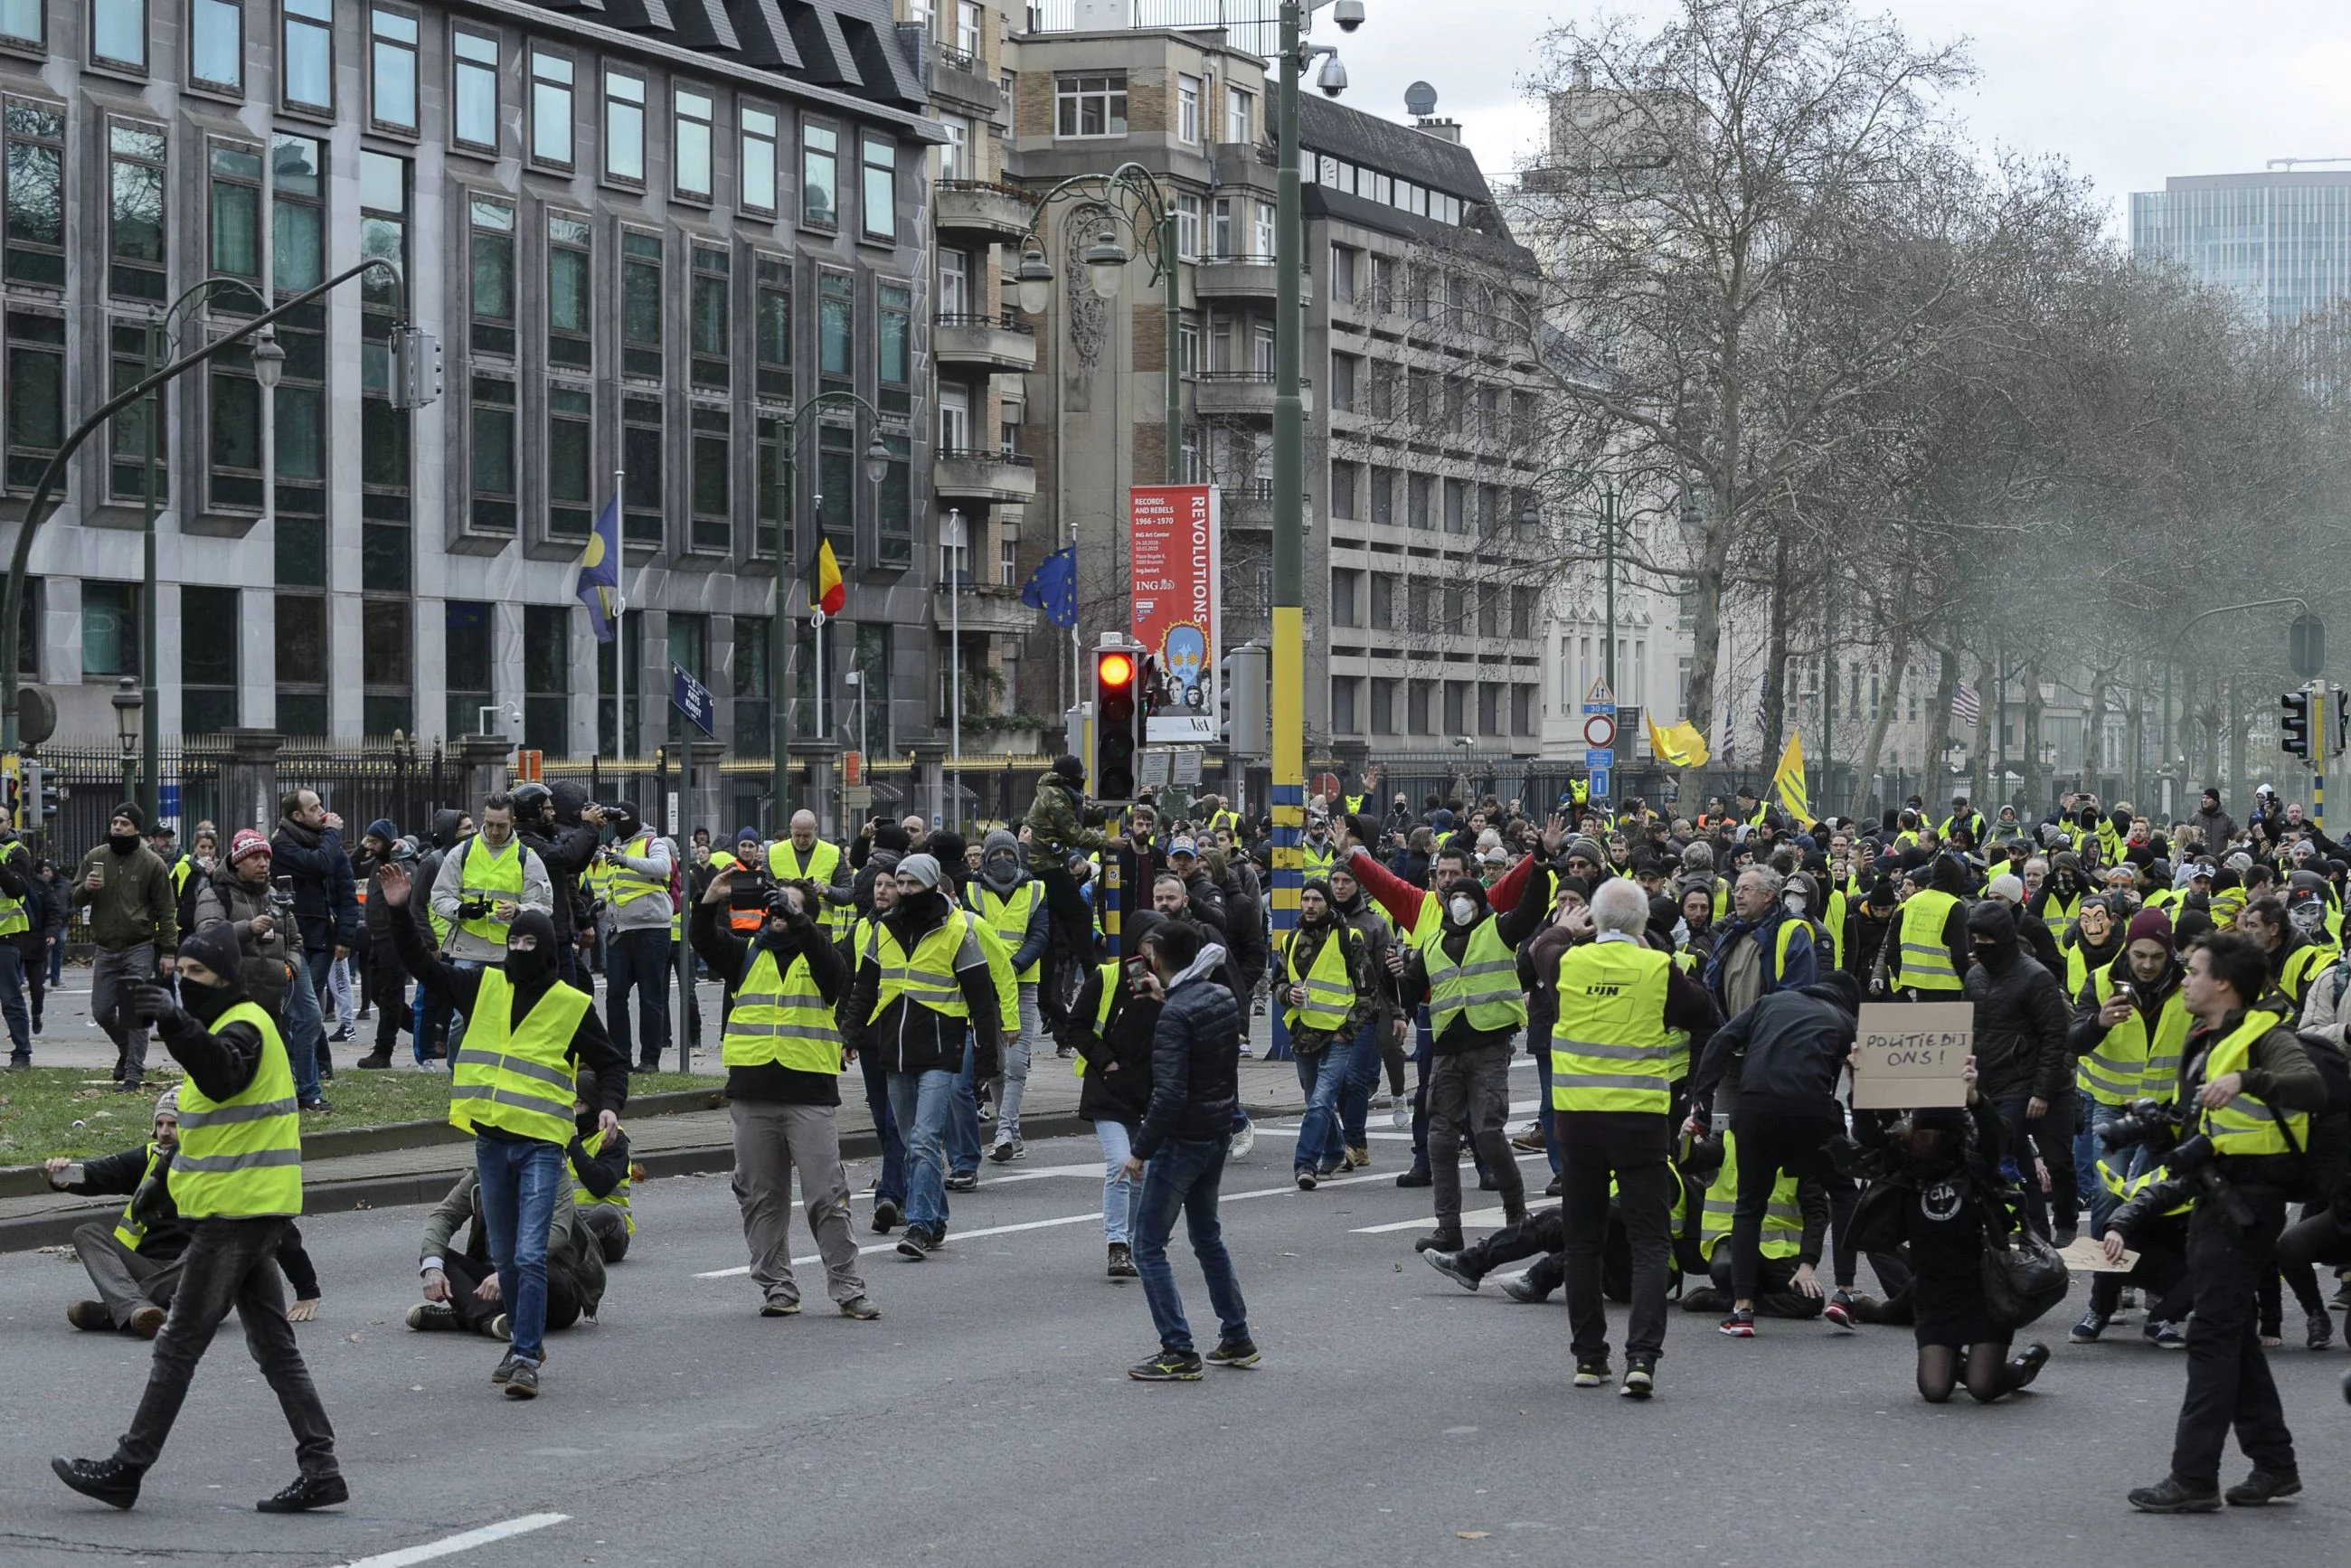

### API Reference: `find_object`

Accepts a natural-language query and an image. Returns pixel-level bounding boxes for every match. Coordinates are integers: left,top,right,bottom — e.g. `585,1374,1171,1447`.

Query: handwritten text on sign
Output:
1849,1002,1973,1110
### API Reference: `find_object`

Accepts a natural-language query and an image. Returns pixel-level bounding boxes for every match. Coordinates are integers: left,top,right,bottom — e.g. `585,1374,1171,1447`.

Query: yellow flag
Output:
1647,713,1711,769
1773,732,1809,820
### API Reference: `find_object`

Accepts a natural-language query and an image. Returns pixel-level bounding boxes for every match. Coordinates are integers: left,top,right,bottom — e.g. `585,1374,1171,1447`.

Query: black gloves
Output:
126,983,190,1033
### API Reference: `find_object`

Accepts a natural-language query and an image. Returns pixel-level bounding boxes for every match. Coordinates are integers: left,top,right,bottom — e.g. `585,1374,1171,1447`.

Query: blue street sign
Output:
1585,747,1614,770
670,664,716,737
1589,767,1611,799
158,781,181,826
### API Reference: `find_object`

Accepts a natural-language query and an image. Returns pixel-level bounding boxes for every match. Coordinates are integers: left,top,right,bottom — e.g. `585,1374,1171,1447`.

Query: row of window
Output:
1327,355,1540,442
1307,148,1470,227
1056,70,1254,146
1330,571,1542,640
1327,244,1524,335
1329,464,1530,535
1330,676,1540,738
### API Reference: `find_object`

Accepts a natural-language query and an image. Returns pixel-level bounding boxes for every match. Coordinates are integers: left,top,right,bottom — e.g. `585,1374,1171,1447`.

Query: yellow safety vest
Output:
2081,967,2187,1107
606,832,668,913
1074,959,1122,1078
572,1124,633,1233
866,911,989,1025
723,945,844,1075
113,1141,166,1250
1699,1127,1803,1261
171,1000,302,1219
2197,1009,2309,1158
768,838,849,933
449,969,590,1147
457,835,529,949
0,840,28,936
1823,886,1846,972
1551,940,1676,1115
1279,924,1357,1033
1423,919,1525,1036
1893,889,1963,992
1301,840,1336,880
2098,1157,2191,1216
2281,943,2335,1006
977,881,1045,984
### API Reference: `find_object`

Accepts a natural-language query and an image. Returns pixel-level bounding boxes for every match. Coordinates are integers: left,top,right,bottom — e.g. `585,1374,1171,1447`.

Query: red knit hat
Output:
2124,907,2174,954
229,828,271,866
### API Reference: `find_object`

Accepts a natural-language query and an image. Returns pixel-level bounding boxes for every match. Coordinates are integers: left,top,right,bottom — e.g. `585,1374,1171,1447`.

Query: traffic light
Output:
2334,685,2349,760
21,759,54,829
2281,688,2312,759
1219,644,1269,759
389,326,442,411
1094,647,1139,802
1,753,18,831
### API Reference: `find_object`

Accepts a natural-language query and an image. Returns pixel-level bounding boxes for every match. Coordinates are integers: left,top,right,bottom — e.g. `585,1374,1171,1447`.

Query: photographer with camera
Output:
2111,931,2328,1514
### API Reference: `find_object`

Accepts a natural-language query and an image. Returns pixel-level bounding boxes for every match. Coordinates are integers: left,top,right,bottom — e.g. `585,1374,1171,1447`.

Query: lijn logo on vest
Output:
1581,984,1624,997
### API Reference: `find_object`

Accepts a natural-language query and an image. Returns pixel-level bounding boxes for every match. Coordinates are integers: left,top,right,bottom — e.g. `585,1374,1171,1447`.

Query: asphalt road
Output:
4,1096,2349,1568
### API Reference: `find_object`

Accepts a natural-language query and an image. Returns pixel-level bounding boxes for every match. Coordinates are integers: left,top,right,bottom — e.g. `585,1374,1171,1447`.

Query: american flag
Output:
1951,680,1981,725
1753,674,1770,736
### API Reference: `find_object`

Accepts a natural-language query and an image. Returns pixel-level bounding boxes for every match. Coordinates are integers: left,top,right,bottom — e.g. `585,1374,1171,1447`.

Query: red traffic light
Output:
1098,652,1135,687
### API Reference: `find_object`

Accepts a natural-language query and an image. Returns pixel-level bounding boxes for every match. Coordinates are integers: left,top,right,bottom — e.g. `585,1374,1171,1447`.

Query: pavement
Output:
4,1063,2351,1567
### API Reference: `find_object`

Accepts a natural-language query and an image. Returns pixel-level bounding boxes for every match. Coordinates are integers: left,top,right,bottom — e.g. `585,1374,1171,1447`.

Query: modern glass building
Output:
2129,169,2351,330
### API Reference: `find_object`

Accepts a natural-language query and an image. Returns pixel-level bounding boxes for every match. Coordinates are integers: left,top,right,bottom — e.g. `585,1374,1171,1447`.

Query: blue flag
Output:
1020,545,1077,629
575,495,621,643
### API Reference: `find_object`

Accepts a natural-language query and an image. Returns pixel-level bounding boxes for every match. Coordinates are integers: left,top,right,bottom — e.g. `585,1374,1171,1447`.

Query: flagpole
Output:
599,468,621,760
814,608,827,836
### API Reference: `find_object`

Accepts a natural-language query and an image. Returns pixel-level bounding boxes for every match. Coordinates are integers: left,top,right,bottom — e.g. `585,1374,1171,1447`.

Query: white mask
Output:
1449,895,1478,926
1782,892,1808,916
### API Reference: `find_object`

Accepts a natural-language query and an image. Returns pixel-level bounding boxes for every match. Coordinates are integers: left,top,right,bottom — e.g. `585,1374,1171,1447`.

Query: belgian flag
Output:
807,530,845,617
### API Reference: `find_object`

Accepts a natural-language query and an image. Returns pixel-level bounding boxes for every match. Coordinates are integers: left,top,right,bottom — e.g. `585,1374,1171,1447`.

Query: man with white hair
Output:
1551,877,1719,1399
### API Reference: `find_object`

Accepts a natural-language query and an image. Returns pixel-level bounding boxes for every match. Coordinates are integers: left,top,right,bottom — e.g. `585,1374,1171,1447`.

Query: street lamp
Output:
250,326,286,391
862,434,890,486
1015,248,1054,316
1084,231,1128,299
111,677,142,802
944,506,966,835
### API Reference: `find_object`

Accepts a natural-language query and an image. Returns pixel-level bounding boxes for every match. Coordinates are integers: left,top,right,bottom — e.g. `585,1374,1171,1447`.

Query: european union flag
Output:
1020,544,1078,629
575,495,622,643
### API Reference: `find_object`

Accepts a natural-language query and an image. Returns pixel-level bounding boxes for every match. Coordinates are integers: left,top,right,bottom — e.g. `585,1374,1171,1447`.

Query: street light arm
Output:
159,275,274,338
1017,166,1179,285
1,255,404,748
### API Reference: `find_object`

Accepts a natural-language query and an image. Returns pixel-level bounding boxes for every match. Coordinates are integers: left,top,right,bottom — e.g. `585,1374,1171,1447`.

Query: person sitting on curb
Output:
568,1068,636,1264
407,1166,607,1343
45,1086,321,1336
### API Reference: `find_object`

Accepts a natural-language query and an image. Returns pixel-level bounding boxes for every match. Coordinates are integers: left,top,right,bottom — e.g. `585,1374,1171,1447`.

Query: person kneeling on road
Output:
568,1068,635,1264
410,1166,604,1342
377,860,628,1401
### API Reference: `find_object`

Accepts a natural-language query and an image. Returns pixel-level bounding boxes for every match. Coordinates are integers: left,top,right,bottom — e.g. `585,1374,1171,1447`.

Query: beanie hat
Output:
1052,754,1086,784
894,852,943,890
229,828,272,866
2125,908,2176,955
734,826,760,847
178,921,246,982
112,800,146,832
364,817,399,845
154,1085,179,1119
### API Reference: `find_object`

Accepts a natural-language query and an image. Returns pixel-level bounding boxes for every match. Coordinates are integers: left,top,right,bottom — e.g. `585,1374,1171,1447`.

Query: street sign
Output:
1581,712,1616,750
844,785,873,809
670,664,715,737
1173,748,1204,787
844,750,864,788
158,781,181,828
1139,749,1174,789
1315,771,1342,800
1586,747,1614,770
1582,677,1614,713
1589,766,1611,799
2291,613,2327,680
665,791,680,836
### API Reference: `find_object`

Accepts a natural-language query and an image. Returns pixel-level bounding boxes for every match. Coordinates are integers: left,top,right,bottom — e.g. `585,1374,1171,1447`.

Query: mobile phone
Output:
1124,958,1150,990
61,1161,86,1185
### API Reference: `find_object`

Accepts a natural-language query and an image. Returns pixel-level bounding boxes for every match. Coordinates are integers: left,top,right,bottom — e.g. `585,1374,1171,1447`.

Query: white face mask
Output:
1449,895,1478,926
1782,892,1807,916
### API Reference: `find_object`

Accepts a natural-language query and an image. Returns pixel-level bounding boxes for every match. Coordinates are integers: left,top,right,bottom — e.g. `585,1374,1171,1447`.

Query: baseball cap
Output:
1169,836,1198,857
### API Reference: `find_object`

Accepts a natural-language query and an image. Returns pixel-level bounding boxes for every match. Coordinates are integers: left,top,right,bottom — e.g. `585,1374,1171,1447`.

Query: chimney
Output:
1415,117,1462,144
1573,61,1591,90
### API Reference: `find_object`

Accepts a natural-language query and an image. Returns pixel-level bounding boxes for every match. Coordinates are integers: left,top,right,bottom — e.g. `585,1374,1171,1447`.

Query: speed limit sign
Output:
1581,712,1616,750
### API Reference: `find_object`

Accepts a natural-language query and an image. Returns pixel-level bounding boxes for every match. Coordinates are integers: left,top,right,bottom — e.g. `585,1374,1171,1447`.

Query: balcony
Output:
933,446,1037,502
934,578,1041,636
1194,253,1312,304
1191,371,1310,419
934,179,1034,241
1221,480,1273,529
928,43,997,113
934,309,1037,372
1211,139,1277,193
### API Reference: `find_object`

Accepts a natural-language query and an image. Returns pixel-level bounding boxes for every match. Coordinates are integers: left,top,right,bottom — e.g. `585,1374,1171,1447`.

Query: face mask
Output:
181,975,238,1027
505,940,557,987
1449,895,1477,925
1782,892,1807,915
109,833,139,855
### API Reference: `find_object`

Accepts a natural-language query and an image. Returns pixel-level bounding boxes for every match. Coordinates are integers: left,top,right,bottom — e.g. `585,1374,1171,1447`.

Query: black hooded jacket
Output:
1962,902,2072,1103
841,888,1003,1077
413,809,466,948
520,781,601,948
1066,912,1161,1125
689,898,846,1105
1690,976,1863,1112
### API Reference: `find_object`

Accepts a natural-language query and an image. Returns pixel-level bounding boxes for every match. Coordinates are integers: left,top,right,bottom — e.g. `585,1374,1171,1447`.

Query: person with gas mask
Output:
1964,900,2078,1244
690,870,878,1318
50,924,345,1515
376,862,628,1400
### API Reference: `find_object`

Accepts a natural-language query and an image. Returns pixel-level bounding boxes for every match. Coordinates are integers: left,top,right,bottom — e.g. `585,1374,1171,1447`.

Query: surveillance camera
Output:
1317,55,1348,97
1332,0,1364,31
1455,735,1476,749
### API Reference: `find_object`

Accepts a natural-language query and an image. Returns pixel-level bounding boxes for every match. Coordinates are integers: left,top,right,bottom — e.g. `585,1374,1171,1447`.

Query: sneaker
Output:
1413,1229,1464,1255
1229,1121,1257,1160
1128,1349,1204,1382
1204,1337,1261,1368
2330,1279,2351,1311
1296,1167,1317,1191
2309,1308,2333,1351
1620,1357,1656,1400
2053,1223,2078,1249
489,1351,517,1384
1572,1358,1610,1388
1500,1272,1551,1305
1347,1145,1371,1169
1423,1249,1483,1292
871,1198,904,1233
51,1456,142,1510
2224,1469,2302,1507
837,1296,882,1320
503,1361,540,1399
1238,1042,1255,1059
1396,1166,1432,1189
2147,1319,2188,1349
256,1472,349,1513
760,1298,802,1317
2128,1476,2221,1514
1390,1099,1411,1129
2118,1287,2139,1314
1316,1156,1345,1178
2069,1309,2108,1344
1823,1299,1856,1333
298,1096,332,1113
488,1312,511,1341
1719,1308,1756,1338
943,1170,978,1193
896,1226,935,1261
65,1300,112,1332
327,1027,351,1044
405,1301,458,1332
2008,1341,2051,1392
1107,1242,1138,1279
126,1306,165,1339
987,1136,1024,1164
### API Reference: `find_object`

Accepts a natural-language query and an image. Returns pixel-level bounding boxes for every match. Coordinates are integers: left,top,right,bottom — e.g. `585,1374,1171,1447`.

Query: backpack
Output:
2285,1032,2351,1206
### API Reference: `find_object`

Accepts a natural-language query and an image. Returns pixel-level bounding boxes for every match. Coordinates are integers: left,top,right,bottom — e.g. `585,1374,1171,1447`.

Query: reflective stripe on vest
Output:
866,913,982,1023
573,1124,634,1233
1894,890,1962,991
1075,959,1121,1077
457,836,527,948
449,968,591,1146
722,946,844,1075
0,841,30,936
2097,1157,2191,1215
113,1141,165,1250
1424,919,1526,1035
2078,967,2169,1106
2198,1008,2309,1158
978,881,1044,984
607,833,668,910
1698,1127,1802,1261
1280,925,1355,1032
768,838,849,931
171,1001,302,1219
1550,940,1676,1115
2282,943,2334,1006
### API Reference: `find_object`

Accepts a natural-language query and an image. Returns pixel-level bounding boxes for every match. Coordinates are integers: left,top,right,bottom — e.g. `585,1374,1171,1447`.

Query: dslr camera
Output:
458,896,495,921
2100,1097,2254,1228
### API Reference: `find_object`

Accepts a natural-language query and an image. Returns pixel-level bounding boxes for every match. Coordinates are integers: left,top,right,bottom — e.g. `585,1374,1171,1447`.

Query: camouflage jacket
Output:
1024,778,1109,873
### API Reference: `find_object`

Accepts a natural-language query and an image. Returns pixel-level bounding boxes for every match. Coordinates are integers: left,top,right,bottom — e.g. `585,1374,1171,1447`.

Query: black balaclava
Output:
1966,900,2019,975
503,909,562,1003
608,800,641,840
178,923,250,1027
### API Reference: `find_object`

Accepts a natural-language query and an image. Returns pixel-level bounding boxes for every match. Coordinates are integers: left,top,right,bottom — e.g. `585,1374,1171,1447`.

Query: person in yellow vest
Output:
1684,1122,1824,1322
2065,909,2187,1297
689,874,881,1319
0,824,38,1066
379,863,628,1401
2111,930,2327,1514
1875,855,1970,1000
567,1068,635,1264
427,795,553,967
1279,880,1375,1191
2237,893,2331,1011
593,801,676,1072
971,830,1049,1162
1064,911,1165,1278
841,853,1004,1260
768,809,854,937
52,923,344,1514
1550,878,1721,1399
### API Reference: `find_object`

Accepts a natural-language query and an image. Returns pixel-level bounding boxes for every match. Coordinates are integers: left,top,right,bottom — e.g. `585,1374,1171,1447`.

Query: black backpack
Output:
2285,1032,2351,1206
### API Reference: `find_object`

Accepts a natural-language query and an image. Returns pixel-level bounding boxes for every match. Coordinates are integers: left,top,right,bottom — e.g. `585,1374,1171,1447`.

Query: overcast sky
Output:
1324,0,2351,228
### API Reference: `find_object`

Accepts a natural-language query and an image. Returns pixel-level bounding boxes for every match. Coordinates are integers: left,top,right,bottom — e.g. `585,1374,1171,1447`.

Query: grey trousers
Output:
71,1220,180,1325
730,1100,864,1307
91,943,156,1080
1427,1040,1525,1227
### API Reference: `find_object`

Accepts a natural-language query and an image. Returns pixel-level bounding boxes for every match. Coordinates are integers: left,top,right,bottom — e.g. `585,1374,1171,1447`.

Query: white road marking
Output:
336,1513,569,1568
1352,1205,1510,1233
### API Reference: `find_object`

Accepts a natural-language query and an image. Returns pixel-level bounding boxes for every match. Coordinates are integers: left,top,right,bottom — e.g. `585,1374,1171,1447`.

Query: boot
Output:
1396,1164,1432,1189
354,1051,393,1070
1412,1227,1464,1255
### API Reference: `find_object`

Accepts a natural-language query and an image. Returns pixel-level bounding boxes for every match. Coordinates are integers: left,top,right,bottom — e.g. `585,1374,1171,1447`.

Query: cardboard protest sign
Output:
1849,1002,1972,1110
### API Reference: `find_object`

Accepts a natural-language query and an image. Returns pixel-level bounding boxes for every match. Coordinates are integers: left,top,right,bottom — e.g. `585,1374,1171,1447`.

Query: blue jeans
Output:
1335,1017,1383,1152
1292,1044,1353,1173
1097,1119,1144,1243
302,949,337,1079
604,927,672,1065
947,1036,982,1176
44,934,62,986
885,1068,957,1231
2081,1100,2148,1239
0,940,27,1058
857,1045,906,1207
474,1137,564,1365
283,954,326,1104
1133,1136,1250,1355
